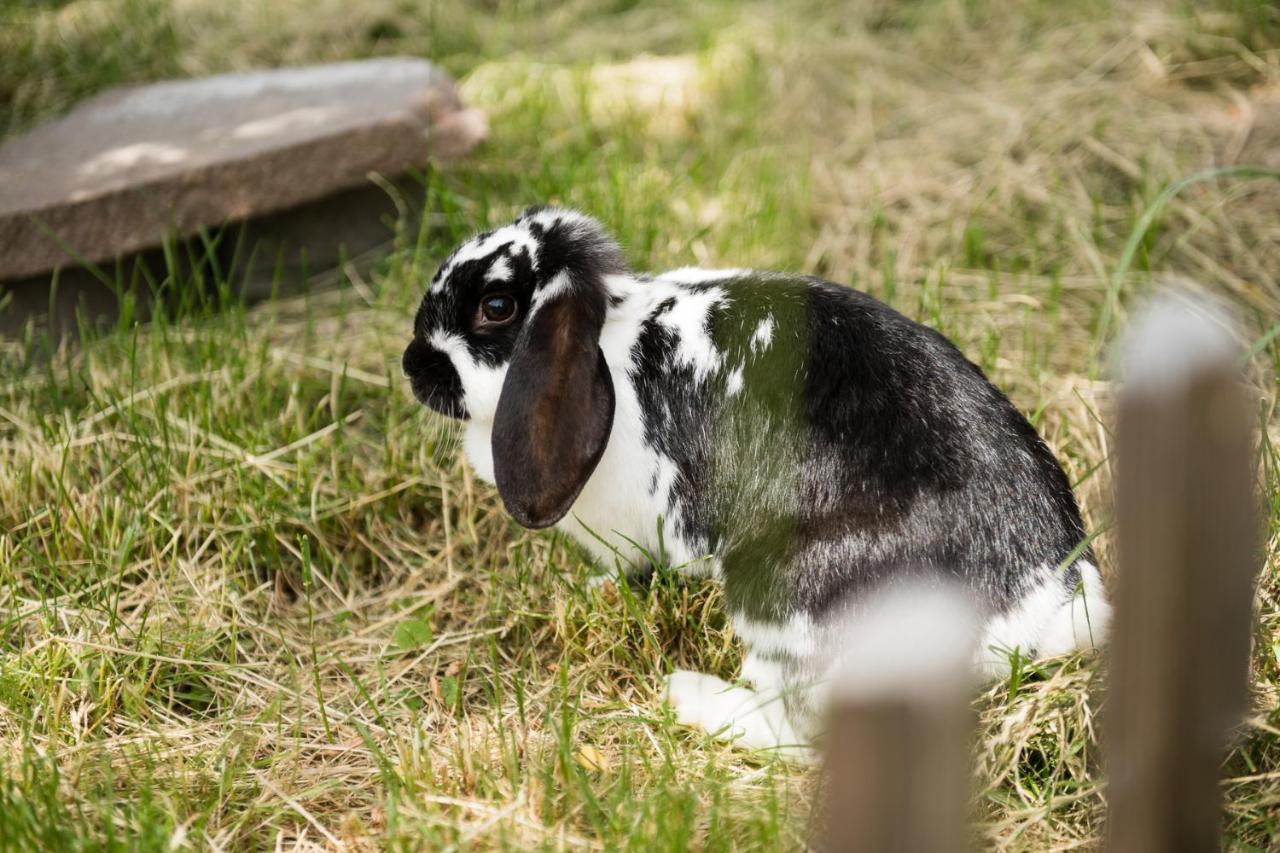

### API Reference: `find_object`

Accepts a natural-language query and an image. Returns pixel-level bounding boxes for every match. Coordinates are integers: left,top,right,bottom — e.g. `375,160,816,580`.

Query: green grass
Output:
2,0,1279,849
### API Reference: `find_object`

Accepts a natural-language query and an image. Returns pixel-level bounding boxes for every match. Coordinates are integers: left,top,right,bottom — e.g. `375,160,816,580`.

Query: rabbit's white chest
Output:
462,420,497,483
554,364,715,576
561,414,680,570
461,415,694,569
460,377,710,578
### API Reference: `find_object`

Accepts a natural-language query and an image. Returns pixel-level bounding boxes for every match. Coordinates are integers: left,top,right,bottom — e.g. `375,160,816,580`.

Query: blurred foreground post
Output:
821,586,977,853
1107,293,1260,853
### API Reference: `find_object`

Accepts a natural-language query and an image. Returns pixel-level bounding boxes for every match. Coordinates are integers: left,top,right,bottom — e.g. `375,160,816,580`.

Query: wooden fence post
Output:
821,585,976,853
1107,292,1260,852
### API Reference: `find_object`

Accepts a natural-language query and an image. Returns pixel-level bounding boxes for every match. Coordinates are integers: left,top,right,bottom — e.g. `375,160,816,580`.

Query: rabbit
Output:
403,206,1111,755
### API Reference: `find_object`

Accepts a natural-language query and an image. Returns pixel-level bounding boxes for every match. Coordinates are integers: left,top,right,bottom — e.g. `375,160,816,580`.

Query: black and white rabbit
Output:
403,207,1110,752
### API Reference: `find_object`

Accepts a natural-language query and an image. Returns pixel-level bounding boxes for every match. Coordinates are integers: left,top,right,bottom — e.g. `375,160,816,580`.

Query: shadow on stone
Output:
0,178,420,340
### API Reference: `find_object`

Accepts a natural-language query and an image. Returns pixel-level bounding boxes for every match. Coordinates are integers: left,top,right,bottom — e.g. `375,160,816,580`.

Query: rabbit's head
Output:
403,207,625,528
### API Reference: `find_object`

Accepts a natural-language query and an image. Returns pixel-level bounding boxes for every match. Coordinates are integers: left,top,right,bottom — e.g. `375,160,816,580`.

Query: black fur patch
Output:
626,273,1090,623
402,338,468,419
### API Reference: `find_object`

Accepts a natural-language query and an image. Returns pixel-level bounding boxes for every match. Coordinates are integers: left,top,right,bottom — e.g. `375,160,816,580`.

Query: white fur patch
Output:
655,286,727,381
426,329,462,356
658,267,749,284
739,651,787,692
976,561,1111,674
725,364,745,397
530,270,572,312
648,455,676,498
524,207,593,232
664,669,809,756
1037,560,1111,657
646,452,718,573
731,610,818,659
428,330,507,422
463,420,495,483
750,315,774,353
485,256,512,283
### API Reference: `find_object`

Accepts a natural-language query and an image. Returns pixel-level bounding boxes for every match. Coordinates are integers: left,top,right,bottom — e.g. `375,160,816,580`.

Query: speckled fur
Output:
404,208,1111,753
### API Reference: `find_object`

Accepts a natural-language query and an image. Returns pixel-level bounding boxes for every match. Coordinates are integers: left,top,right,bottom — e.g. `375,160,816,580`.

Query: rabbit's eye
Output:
479,294,517,325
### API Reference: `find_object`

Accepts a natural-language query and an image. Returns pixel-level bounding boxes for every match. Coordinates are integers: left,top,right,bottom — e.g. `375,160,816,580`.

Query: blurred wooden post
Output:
1107,293,1260,853
821,586,975,853
822,701,971,853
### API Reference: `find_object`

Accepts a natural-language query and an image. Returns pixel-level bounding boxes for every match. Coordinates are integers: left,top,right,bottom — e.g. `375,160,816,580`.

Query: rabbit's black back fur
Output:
624,273,1089,627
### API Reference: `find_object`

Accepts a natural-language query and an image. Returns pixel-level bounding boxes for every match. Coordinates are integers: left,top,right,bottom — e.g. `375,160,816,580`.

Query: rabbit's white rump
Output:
404,208,1111,754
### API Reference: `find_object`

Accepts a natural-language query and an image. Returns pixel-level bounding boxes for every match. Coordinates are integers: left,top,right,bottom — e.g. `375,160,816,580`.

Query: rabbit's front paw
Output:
663,669,812,758
664,669,735,731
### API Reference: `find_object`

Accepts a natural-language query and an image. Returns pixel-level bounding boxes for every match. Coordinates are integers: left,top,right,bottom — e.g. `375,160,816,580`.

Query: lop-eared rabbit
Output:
404,207,1110,753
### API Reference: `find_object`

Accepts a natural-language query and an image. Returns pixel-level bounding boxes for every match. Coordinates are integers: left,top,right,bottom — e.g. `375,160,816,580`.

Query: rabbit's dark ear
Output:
491,279,615,529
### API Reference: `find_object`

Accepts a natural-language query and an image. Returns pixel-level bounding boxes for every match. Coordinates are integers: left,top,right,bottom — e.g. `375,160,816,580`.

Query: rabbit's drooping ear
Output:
491,277,615,529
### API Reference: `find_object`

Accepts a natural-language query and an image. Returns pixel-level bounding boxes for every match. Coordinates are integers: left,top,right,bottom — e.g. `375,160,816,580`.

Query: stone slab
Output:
0,178,417,340
0,58,486,281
